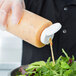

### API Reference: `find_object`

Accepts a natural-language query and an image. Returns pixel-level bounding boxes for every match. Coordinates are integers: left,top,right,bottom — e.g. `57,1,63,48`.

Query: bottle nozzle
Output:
40,23,62,44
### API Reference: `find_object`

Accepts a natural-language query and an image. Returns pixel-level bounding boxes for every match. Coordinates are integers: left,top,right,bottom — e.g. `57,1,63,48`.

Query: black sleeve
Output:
24,0,33,10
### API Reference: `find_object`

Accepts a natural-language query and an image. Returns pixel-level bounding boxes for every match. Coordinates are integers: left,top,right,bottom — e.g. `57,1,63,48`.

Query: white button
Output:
62,29,67,34
64,7,68,11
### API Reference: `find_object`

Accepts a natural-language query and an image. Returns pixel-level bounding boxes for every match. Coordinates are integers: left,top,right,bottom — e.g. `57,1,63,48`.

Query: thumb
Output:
12,2,23,24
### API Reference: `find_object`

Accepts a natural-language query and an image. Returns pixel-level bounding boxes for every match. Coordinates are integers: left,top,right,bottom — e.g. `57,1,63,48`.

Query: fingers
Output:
0,0,24,28
12,1,23,24
0,10,7,30
0,10,7,26
0,1,11,13
0,1,11,27
0,0,4,8
22,0,25,9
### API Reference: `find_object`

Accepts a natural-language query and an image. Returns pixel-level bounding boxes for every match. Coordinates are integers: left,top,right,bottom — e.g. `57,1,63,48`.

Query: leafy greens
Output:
17,49,76,76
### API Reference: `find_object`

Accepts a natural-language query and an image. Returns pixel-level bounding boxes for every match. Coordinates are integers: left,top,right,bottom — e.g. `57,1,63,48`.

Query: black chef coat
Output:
22,0,76,65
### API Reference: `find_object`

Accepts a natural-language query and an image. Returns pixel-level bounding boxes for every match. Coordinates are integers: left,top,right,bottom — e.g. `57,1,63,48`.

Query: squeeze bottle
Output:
6,10,62,48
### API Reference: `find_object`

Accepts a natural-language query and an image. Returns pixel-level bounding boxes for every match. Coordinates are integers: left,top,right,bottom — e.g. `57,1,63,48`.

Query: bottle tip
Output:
40,22,62,44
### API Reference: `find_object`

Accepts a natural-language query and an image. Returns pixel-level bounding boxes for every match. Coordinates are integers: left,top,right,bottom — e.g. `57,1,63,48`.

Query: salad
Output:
16,49,76,76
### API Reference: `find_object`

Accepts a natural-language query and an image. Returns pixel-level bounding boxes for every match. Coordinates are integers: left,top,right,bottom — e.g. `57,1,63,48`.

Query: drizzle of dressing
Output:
49,38,55,65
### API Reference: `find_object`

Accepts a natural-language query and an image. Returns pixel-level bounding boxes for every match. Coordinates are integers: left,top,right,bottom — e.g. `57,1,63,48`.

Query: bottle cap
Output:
40,23,62,44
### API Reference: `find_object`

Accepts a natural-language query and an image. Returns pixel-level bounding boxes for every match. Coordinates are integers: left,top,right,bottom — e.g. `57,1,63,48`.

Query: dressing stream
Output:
49,38,55,65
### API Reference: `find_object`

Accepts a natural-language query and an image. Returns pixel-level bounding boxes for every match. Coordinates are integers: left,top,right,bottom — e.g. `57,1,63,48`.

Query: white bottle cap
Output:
40,23,62,44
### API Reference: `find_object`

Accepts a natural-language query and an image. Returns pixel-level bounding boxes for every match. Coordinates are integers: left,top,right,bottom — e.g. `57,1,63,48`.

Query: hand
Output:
0,0,25,30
